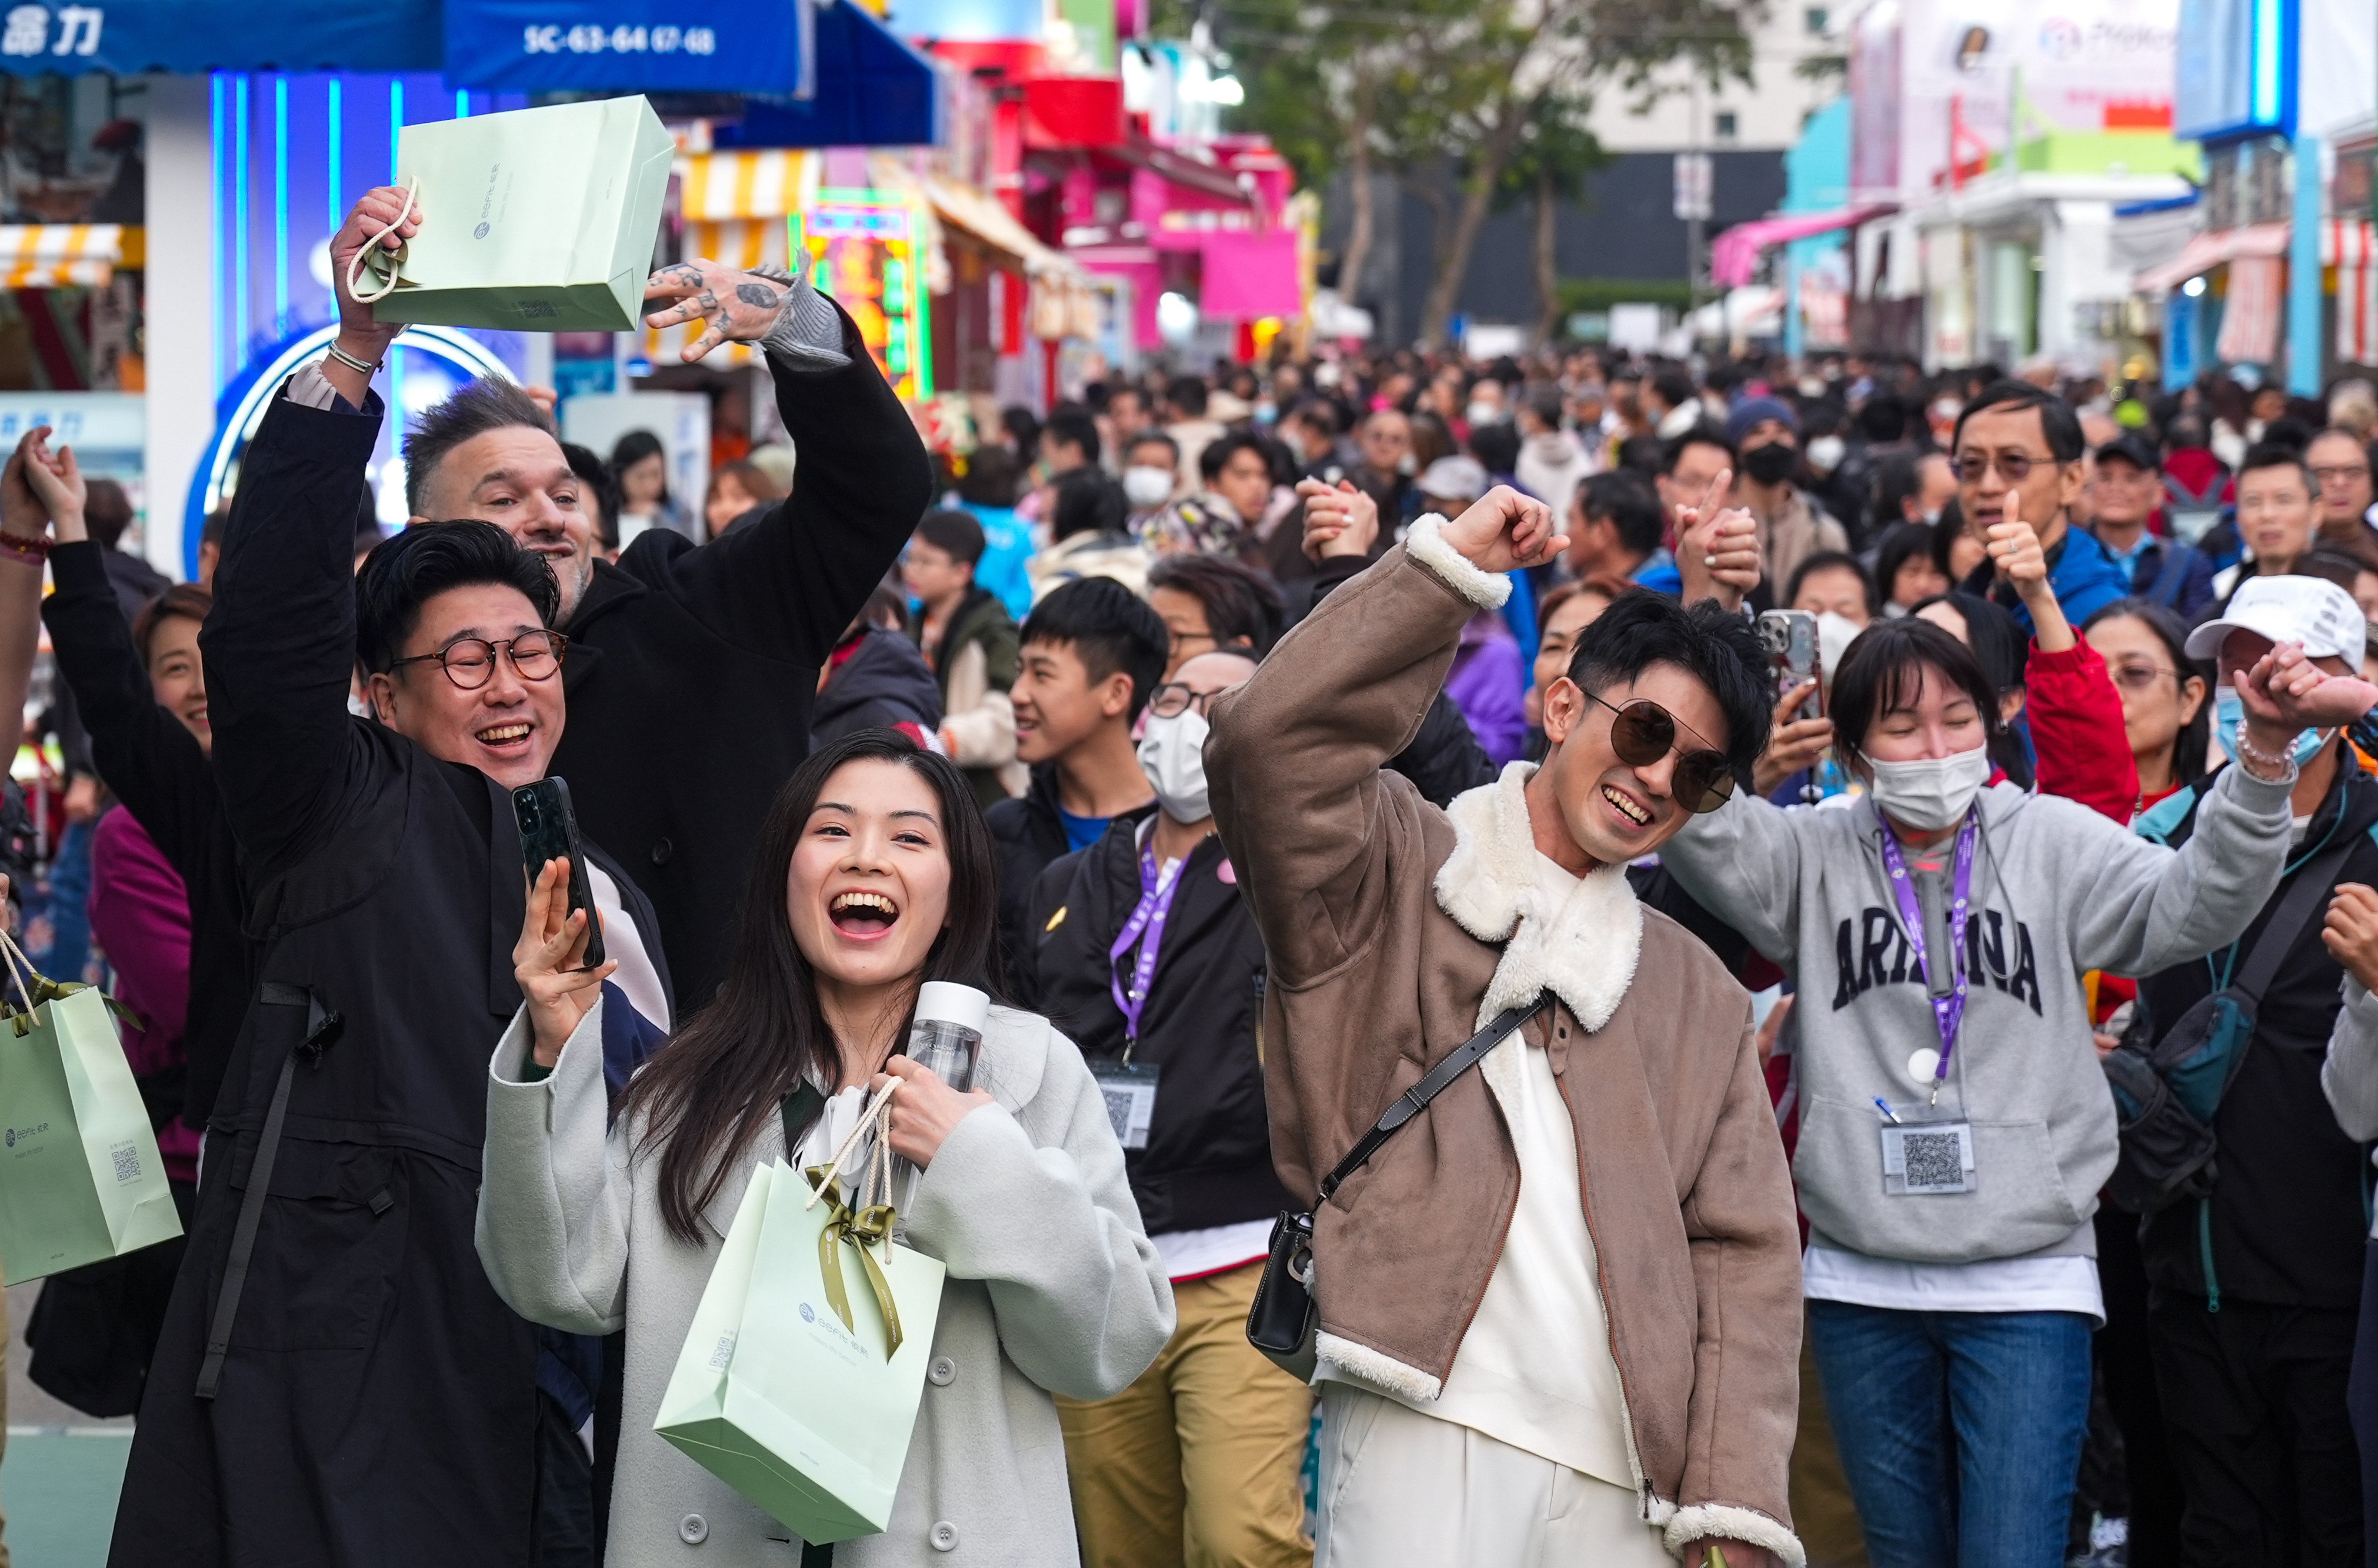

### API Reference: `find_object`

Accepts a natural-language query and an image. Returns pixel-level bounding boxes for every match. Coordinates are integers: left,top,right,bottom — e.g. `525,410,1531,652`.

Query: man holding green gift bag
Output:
321,179,933,1009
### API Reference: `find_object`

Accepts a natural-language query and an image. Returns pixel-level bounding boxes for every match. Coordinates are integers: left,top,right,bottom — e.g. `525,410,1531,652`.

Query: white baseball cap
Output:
1418,455,1489,504
2184,573,2367,669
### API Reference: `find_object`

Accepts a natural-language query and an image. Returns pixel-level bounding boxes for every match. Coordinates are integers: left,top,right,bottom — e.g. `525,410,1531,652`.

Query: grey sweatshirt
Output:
2320,978,2378,1237
1663,767,2293,1265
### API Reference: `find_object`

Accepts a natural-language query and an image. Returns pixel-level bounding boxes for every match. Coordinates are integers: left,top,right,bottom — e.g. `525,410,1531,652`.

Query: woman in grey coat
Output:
476,729,1175,1566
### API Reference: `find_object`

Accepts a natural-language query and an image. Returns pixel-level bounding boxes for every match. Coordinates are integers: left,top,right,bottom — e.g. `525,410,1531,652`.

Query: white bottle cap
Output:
915,981,990,1036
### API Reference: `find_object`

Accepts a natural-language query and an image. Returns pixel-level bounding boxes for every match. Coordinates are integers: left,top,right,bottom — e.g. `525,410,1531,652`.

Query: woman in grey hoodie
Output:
1662,608,2343,1567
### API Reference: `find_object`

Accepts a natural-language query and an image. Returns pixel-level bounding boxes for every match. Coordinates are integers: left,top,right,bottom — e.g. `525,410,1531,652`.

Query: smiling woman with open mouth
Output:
478,727,1174,1567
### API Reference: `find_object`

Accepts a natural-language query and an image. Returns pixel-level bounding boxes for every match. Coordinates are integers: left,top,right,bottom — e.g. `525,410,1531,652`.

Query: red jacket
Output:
2025,637,2139,824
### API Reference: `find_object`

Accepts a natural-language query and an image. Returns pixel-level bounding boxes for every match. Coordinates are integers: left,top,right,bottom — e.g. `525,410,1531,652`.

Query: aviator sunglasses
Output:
1581,691,1736,814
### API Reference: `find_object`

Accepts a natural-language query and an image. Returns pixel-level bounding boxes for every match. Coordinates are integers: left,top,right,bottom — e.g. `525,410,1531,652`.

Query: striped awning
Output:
675,150,813,222
0,225,122,288
643,215,798,369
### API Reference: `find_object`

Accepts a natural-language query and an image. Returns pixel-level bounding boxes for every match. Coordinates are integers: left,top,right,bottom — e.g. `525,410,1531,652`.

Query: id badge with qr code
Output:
1091,1061,1160,1150
1880,1121,1976,1195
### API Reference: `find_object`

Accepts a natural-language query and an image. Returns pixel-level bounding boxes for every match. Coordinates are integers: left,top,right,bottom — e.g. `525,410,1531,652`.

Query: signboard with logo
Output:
1855,0,2183,199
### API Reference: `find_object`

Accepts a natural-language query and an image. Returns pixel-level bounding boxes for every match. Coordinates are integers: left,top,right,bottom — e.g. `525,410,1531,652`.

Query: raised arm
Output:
25,441,212,868
1659,789,1814,969
2078,645,2362,973
1208,488,1563,986
638,258,934,665
0,435,57,750
196,389,382,876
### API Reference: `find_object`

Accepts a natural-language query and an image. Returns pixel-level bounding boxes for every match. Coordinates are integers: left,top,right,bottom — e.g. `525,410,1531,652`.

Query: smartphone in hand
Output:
1756,609,1823,719
511,776,606,971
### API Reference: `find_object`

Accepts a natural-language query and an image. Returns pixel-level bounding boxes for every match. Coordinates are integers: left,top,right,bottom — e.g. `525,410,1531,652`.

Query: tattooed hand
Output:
642,259,799,362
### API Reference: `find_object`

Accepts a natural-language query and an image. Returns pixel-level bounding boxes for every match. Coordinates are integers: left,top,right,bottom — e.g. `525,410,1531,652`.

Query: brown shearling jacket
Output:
1208,524,1805,1564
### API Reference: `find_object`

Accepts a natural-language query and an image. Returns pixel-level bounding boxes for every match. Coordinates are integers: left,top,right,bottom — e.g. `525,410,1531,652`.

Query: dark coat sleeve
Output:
43,542,212,872
636,300,934,666
197,389,384,878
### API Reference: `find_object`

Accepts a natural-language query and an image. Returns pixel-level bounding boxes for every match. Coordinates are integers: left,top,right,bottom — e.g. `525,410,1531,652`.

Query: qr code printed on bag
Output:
1099,1086,1135,1142
109,1140,141,1184
1902,1130,1965,1192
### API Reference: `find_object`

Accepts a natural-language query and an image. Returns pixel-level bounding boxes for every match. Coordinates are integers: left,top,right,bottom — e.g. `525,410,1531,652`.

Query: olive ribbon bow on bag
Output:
801,1078,908,1356
0,925,139,1037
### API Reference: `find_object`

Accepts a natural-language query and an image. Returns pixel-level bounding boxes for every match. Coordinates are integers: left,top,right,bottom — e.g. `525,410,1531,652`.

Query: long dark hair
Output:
618,729,1005,1244
2082,597,2210,787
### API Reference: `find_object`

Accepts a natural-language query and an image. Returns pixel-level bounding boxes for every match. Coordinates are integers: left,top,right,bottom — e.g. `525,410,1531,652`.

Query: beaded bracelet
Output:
0,533,51,566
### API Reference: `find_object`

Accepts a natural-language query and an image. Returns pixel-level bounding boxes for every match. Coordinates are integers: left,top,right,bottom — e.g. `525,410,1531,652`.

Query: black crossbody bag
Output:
1245,997,1545,1378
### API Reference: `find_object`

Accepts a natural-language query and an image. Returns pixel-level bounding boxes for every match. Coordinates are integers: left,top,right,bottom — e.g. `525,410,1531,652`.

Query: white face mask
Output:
1466,401,1501,428
1866,743,1993,832
1122,465,1175,509
1805,434,1846,475
1137,708,1212,823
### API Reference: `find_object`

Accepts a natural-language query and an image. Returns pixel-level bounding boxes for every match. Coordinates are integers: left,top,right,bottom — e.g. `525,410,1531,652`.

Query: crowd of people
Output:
6,176,2378,1568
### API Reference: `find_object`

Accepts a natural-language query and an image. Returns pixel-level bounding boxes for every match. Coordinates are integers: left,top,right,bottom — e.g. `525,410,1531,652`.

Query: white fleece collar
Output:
1433,761,1643,1032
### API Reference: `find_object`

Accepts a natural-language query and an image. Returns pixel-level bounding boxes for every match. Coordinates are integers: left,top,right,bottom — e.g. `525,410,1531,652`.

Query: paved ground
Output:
5,1279,132,1566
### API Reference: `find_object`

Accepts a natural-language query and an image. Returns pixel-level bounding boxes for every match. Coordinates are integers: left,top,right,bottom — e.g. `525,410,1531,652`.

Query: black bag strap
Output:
2146,542,2193,608
1316,997,1545,1204
2233,833,2356,1002
196,983,342,1400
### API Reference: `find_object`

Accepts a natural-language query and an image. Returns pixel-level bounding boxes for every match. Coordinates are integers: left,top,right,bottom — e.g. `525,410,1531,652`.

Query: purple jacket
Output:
1445,610,1529,768
88,806,201,1184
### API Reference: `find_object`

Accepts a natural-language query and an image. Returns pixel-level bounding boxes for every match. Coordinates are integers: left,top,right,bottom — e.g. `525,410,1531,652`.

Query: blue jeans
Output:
1808,1300,2093,1568
43,814,93,983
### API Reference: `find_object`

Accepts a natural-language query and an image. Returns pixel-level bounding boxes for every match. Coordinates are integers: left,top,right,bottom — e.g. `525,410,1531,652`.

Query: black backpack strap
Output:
196,983,343,1400
2234,834,2357,1002
2146,542,2193,608
1316,998,1544,1203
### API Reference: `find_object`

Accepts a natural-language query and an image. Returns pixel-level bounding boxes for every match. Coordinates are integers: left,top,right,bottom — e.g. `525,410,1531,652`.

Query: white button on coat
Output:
678,1513,708,1545
930,1520,960,1552
928,1355,957,1386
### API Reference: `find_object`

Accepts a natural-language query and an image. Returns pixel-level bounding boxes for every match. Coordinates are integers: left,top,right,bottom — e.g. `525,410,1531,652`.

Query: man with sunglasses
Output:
1210,487,1805,1567
1950,381,2132,632
108,389,672,1560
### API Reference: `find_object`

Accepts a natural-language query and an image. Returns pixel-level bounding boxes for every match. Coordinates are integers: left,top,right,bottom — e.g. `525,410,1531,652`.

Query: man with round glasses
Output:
1209,485,1805,1567
1950,381,2132,633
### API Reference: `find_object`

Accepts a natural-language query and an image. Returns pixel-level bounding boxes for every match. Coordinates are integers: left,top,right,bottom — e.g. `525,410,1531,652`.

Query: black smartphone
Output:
511,777,605,970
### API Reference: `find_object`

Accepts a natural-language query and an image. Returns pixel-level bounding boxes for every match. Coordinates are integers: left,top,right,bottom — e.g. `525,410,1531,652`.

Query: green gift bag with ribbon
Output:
353,95,674,333
0,932,181,1286
653,1082,948,1544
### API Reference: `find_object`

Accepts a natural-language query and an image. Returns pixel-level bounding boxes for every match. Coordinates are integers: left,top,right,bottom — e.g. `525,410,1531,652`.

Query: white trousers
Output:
1314,1383,1681,1567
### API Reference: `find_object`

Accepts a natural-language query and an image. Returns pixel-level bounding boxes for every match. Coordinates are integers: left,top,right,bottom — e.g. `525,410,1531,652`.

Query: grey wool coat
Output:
475,996,1176,1566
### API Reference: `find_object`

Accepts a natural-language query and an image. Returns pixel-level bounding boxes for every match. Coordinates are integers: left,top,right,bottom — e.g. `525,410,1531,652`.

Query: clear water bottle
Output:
889,982,989,1230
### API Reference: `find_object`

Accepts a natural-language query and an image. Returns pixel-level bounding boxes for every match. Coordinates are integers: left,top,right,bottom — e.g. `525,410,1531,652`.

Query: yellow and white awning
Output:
676,150,814,222
0,225,122,288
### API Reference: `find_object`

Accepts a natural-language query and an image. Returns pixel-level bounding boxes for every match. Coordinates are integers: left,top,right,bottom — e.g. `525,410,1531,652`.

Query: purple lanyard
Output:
1109,844,1186,1049
1875,811,1979,1102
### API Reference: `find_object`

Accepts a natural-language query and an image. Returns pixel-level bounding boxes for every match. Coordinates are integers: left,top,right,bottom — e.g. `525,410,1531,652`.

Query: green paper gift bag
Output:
655,1145,948,1545
360,95,674,333
0,945,181,1287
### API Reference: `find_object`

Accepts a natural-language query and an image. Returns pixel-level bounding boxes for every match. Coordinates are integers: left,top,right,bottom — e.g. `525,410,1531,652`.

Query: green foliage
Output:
1557,276,1696,312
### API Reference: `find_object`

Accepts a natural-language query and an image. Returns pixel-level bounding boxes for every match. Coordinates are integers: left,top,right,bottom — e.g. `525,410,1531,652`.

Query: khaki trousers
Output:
1057,1262,1315,1568
1314,1383,1679,1568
